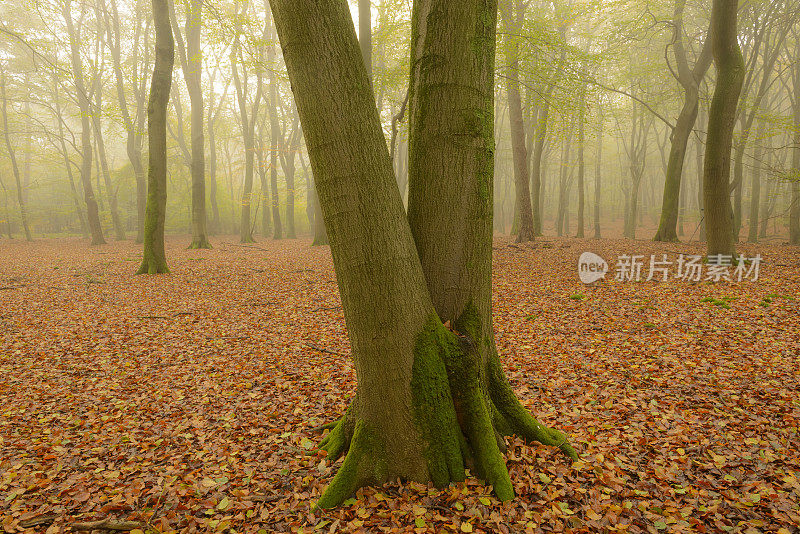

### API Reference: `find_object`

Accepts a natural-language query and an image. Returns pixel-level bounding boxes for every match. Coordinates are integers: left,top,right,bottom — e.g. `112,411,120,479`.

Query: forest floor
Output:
0,236,798,534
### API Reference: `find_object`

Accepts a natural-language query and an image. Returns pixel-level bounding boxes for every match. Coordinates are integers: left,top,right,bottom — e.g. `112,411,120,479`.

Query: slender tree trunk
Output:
270,0,574,510
576,85,586,238
64,0,105,245
137,0,174,274
184,0,210,248
502,0,534,242
703,0,744,257
593,112,602,239
0,75,32,241
359,0,371,83
267,20,283,240
790,54,800,244
92,74,126,240
53,81,89,237
654,4,712,242
746,119,765,243
103,0,146,241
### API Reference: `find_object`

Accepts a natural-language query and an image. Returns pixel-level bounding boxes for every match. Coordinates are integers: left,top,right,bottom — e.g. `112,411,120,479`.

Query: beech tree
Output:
269,0,575,509
137,0,174,274
703,0,744,257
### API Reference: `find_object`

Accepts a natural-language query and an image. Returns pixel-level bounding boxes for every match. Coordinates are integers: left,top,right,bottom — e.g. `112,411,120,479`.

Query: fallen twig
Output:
70,518,145,531
19,513,57,528
303,343,346,357
249,494,283,503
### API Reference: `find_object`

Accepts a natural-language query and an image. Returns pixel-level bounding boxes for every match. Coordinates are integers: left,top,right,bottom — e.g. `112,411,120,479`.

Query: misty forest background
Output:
1,0,799,247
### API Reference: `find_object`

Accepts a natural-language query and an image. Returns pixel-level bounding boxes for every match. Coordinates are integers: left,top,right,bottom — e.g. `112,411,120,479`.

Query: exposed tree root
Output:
188,237,212,249
313,317,577,508
316,420,386,510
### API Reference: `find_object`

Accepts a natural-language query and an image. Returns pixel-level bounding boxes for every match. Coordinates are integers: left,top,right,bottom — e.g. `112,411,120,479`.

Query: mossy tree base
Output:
136,258,170,275
188,237,212,249
314,312,576,509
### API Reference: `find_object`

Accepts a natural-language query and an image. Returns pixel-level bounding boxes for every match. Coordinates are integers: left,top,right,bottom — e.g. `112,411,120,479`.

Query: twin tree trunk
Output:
703,0,744,257
270,0,575,509
137,0,173,274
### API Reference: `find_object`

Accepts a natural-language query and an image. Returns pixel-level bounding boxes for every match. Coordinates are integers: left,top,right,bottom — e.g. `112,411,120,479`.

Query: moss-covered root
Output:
446,335,514,502
318,402,357,462
136,258,170,275
188,237,212,249
316,420,385,510
487,352,578,461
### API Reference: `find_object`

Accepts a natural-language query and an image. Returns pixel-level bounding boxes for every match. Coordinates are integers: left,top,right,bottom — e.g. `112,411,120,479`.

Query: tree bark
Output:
137,0,174,274
653,0,712,242
703,0,744,257
359,0,371,83
64,0,105,245
593,109,602,239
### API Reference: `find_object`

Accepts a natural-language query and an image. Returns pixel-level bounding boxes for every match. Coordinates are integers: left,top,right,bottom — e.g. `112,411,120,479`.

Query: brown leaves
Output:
0,236,799,532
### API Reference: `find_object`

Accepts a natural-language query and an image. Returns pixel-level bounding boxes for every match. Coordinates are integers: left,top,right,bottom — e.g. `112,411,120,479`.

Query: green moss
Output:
316,420,385,510
411,317,466,487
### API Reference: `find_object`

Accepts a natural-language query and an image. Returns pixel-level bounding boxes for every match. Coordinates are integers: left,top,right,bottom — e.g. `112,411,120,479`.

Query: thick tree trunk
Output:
502,0,534,243
270,0,574,510
0,75,32,241
64,0,105,245
654,2,712,242
703,0,744,257
137,0,173,274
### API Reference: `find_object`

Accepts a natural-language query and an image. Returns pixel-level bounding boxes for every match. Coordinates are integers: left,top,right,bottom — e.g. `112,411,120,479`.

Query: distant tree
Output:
270,0,575,509
0,73,32,241
63,0,105,245
653,0,712,242
501,0,534,243
137,0,174,274
703,0,744,257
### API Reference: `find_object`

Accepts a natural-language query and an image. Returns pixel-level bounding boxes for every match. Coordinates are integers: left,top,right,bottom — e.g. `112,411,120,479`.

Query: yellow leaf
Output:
460,522,473,533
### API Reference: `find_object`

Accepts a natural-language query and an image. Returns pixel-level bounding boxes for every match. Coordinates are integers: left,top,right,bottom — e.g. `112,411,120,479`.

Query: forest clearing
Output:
1,237,798,533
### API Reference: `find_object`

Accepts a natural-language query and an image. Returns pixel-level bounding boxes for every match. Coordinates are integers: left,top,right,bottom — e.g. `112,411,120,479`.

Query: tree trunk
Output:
576,85,586,238
703,0,744,258
184,0,210,248
92,71,127,240
267,19,283,240
52,78,89,237
593,111,602,239
746,119,765,243
137,0,174,274
359,0,371,83
502,0,534,243
0,74,32,241
790,51,800,244
231,0,263,243
103,0,146,242
270,0,574,509
64,0,105,245
654,1,712,242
